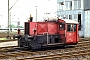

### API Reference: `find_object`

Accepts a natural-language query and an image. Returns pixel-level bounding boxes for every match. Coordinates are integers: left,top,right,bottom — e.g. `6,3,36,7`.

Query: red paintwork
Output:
58,20,66,43
30,22,37,35
75,25,79,42
24,19,79,45
77,25,79,42
66,24,79,44
66,32,74,43
37,22,58,34
58,19,79,44
73,25,78,43
37,22,47,34
59,30,66,43
58,19,65,22
47,22,58,34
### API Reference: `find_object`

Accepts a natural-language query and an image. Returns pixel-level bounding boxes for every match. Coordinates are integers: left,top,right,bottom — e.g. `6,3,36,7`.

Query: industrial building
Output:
57,0,90,37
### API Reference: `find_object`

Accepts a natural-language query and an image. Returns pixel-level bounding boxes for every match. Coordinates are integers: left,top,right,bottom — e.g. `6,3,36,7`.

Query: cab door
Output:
66,24,74,44
58,22,66,43
73,24,78,43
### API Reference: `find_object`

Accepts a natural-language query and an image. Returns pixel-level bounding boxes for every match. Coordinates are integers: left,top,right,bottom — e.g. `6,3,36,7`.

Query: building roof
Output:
38,17,79,24
62,19,79,24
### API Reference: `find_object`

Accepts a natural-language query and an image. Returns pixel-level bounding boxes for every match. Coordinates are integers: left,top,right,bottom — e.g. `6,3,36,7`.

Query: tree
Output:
0,25,1,28
10,24,17,28
16,25,23,28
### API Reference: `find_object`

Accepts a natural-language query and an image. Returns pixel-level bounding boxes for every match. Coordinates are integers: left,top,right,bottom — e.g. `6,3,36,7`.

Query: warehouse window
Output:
60,2,64,5
57,2,64,11
65,2,68,10
57,3,60,11
69,15,72,19
64,1,72,10
74,1,77,9
70,1,72,10
73,0,81,9
73,14,77,19
61,15,64,18
63,15,68,19
78,0,81,9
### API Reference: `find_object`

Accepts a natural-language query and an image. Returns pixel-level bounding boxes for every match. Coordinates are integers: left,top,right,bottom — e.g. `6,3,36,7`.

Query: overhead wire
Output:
9,0,18,10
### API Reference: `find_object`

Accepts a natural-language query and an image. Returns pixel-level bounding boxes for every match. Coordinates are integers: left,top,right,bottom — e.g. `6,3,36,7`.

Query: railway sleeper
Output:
71,53,90,59
34,57,53,60
0,55,6,59
78,41,90,43
77,44,89,47
3,53,28,59
17,53,67,60
87,52,90,54
79,53,89,56
78,43,90,46
60,55,71,59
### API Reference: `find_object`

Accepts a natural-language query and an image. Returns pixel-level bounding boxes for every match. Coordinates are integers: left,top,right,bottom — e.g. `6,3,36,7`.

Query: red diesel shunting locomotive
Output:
17,18,79,49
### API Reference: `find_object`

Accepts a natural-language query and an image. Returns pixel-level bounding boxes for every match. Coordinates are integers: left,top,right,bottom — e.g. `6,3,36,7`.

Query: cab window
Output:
59,22,65,30
73,24,76,32
67,24,73,32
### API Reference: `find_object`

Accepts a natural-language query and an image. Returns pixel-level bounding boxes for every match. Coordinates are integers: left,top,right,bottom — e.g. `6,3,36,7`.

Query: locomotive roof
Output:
61,19,78,24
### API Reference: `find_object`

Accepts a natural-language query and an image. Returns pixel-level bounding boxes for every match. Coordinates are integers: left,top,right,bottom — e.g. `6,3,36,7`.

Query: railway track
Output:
0,38,89,52
0,38,90,60
0,45,90,60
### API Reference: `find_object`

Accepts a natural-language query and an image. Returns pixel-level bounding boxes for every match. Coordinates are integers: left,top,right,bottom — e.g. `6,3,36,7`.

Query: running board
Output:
42,43,64,46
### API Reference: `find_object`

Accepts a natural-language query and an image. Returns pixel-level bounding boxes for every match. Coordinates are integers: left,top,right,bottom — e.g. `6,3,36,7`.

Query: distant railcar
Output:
16,18,79,50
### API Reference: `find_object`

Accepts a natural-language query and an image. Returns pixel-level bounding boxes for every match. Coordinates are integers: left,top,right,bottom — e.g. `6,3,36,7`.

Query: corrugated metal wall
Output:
84,10,90,37
83,0,90,10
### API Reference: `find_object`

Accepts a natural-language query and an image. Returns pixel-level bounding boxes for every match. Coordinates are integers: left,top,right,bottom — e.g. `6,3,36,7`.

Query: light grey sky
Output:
0,0,57,27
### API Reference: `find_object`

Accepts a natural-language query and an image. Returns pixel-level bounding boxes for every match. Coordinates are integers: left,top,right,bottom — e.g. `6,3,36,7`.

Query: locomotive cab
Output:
58,19,79,45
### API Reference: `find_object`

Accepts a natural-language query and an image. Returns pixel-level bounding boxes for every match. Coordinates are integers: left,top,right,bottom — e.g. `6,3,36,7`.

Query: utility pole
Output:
35,6,38,22
7,0,18,39
36,8,37,22
7,0,10,39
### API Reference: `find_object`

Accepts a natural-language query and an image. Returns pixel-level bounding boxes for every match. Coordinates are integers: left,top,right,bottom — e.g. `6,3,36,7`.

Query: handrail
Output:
43,32,49,44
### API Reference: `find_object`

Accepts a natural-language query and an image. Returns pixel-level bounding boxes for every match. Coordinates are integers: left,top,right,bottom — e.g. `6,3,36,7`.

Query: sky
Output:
0,0,57,27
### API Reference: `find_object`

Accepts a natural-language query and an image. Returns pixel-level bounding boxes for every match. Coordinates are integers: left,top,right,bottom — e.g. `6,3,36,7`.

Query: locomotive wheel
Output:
20,45,23,48
27,43,31,49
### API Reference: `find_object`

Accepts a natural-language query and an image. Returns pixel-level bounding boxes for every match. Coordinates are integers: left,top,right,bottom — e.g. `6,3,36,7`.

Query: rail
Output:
0,39,18,48
0,38,90,59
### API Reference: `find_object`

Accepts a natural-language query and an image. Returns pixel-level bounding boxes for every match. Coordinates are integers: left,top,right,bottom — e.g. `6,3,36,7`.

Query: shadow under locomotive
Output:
18,34,65,49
